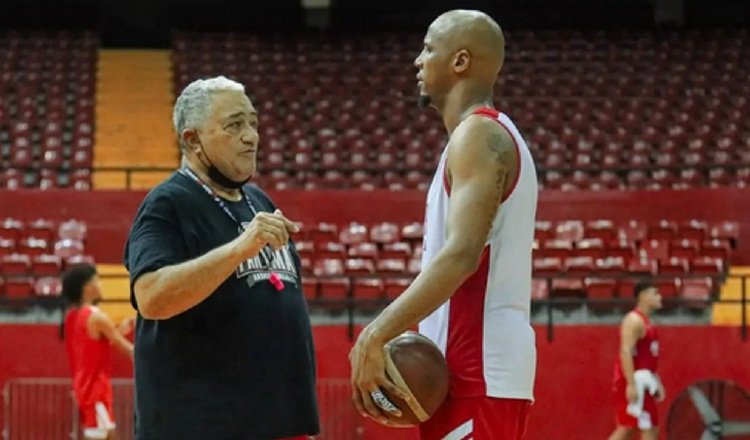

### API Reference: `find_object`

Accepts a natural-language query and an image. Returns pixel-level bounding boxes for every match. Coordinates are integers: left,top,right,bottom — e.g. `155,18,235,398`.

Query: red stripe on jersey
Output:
446,246,490,397
442,165,451,196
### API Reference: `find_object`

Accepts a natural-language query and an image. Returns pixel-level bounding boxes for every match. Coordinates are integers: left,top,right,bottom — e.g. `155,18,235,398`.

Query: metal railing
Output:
3,378,356,440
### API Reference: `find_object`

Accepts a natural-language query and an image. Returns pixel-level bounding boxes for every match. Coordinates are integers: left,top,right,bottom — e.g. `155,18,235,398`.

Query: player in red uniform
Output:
62,264,134,440
608,280,665,440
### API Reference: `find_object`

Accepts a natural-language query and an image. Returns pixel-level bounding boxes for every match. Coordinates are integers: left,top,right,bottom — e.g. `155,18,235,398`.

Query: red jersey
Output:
64,306,113,407
614,309,659,384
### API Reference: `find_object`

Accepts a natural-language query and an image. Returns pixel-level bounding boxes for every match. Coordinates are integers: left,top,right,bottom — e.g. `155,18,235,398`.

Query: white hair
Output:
173,76,245,147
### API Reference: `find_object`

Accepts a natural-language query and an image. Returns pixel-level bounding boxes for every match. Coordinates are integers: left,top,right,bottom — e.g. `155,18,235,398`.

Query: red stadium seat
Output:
400,222,424,242
564,256,594,276
576,238,605,259
17,238,48,257
302,277,319,301
0,218,24,241
4,276,34,300
533,257,562,276
345,258,375,275
352,278,384,302
384,278,410,300
64,254,96,268
53,239,84,259
34,277,62,297
700,239,731,260
1,254,32,276
670,239,700,260
370,222,400,244
376,258,407,274
58,220,87,241
690,257,724,275
347,242,378,261
659,257,689,275
380,242,412,260
316,242,346,260
681,278,714,311
339,223,368,246
32,254,62,277
585,278,618,312
27,219,56,242
308,223,338,244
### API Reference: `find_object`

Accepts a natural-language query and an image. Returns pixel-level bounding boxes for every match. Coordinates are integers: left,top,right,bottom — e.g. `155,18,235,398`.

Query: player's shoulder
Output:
86,305,103,319
450,113,514,152
623,310,646,327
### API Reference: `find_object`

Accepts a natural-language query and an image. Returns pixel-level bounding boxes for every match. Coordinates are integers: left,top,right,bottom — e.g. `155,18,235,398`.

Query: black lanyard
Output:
179,167,276,265
179,167,259,224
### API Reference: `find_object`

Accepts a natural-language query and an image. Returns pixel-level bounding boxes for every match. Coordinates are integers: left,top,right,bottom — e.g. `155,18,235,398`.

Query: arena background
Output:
1,0,749,438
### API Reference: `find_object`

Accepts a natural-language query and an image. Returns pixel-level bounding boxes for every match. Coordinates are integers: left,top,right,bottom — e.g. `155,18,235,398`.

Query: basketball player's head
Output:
634,280,662,312
62,264,101,306
173,76,259,188
414,9,505,110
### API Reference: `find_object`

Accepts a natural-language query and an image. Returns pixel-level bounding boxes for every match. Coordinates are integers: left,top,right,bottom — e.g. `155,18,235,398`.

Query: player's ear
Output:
453,49,470,74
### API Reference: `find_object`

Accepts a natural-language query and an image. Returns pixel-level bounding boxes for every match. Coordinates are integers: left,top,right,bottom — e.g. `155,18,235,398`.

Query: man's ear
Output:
182,129,201,152
453,49,471,73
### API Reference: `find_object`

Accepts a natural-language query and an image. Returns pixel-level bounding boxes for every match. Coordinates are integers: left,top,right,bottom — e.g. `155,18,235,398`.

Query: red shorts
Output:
75,378,115,434
614,381,659,430
420,396,531,440
80,399,115,429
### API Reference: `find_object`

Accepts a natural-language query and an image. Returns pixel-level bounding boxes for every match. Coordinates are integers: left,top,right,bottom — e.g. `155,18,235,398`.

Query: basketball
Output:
378,331,449,425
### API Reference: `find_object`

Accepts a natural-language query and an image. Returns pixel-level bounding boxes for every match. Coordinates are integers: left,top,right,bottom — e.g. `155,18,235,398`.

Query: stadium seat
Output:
34,277,62,297
681,277,713,311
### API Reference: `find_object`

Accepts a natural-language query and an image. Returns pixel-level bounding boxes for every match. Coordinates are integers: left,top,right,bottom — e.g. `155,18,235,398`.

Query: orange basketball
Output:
376,331,449,426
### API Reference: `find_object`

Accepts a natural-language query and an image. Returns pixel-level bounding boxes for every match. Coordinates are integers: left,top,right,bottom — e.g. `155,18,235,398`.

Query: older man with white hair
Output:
125,76,319,440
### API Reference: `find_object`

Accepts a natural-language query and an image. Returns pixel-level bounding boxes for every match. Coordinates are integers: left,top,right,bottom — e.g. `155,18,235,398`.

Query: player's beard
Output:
418,94,431,109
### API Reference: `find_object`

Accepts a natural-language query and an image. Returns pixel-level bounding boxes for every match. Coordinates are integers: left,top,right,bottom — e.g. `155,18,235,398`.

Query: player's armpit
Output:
442,115,517,268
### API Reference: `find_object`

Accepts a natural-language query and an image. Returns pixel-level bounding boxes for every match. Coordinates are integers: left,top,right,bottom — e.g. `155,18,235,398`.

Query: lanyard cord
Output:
179,167,276,265
179,167,259,224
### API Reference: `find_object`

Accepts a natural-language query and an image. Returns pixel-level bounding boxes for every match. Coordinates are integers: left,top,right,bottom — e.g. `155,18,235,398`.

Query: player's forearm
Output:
134,239,253,320
112,335,134,360
620,349,635,385
364,246,480,344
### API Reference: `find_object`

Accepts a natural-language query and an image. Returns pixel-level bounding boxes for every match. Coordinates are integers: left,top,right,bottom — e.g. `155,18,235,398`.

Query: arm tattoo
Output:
483,131,513,234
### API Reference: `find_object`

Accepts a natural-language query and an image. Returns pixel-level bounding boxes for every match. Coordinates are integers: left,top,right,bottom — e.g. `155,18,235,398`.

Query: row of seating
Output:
170,29,748,189
0,31,96,186
0,220,90,288
297,274,718,314
293,219,738,248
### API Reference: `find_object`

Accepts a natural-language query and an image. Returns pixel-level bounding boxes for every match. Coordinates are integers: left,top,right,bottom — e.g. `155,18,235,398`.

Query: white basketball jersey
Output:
418,107,538,400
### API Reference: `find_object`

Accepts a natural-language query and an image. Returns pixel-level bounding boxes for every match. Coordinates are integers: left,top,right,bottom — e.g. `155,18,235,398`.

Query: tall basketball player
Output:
608,281,665,440
350,9,538,440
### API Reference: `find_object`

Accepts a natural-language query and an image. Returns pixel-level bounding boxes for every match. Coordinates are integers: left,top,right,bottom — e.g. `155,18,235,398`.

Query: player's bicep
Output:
90,311,117,341
620,315,641,352
444,118,514,261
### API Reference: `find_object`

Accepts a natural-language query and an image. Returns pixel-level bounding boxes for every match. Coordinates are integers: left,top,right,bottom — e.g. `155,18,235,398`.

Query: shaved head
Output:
415,10,505,109
429,9,505,78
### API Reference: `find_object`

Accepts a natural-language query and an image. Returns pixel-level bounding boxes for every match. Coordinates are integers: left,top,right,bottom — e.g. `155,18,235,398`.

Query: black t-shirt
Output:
124,172,319,440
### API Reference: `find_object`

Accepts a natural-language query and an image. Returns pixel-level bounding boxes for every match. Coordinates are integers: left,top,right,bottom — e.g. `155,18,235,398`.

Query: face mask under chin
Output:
207,165,249,189
195,137,250,189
